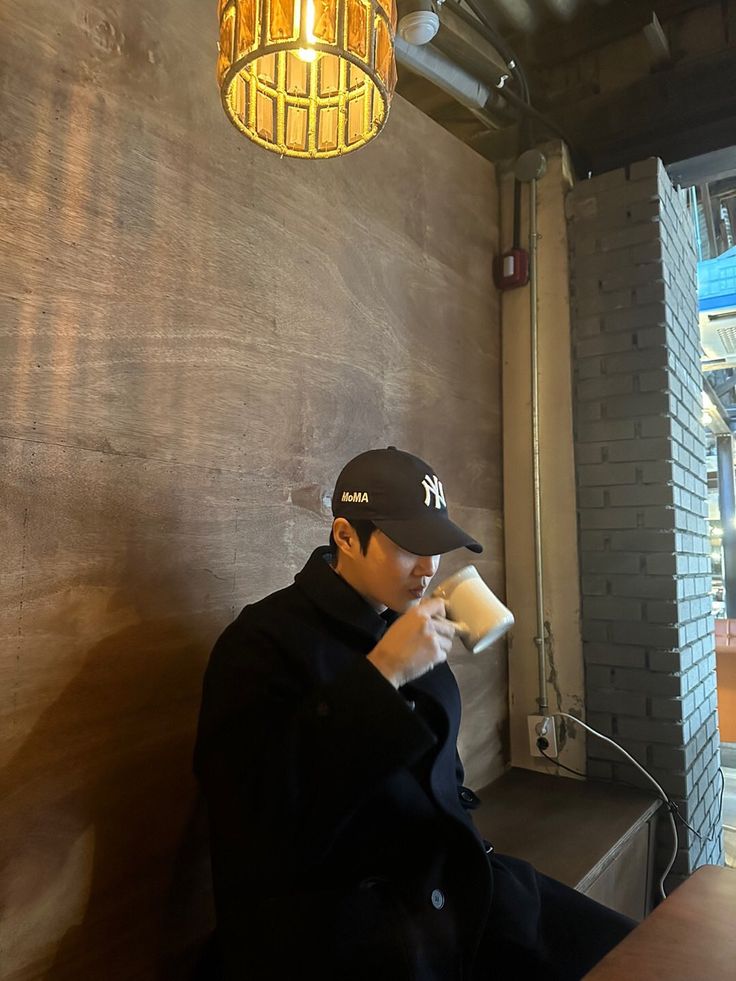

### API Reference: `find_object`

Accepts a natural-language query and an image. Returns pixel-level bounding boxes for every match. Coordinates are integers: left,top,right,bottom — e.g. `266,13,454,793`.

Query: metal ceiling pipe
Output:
394,34,492,112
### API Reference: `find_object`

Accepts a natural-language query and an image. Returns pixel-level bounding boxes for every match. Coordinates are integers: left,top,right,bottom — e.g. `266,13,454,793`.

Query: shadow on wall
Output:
0,563,218,981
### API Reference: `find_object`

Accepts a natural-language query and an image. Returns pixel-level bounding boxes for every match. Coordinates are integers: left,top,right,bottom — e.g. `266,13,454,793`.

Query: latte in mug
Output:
433,565,514,654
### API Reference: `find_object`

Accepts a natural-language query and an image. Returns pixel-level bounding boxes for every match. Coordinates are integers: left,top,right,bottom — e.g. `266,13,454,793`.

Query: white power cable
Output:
554,712,678,900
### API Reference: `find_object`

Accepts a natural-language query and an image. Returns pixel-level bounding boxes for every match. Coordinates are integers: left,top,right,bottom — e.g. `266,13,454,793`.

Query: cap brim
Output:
374,516,482,556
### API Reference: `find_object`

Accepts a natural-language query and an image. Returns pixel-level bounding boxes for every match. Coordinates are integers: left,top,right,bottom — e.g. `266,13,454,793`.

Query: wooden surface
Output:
715,620,736,741
583,820,652,921
583,865,736,980
0,2,501,978
473,768,660,893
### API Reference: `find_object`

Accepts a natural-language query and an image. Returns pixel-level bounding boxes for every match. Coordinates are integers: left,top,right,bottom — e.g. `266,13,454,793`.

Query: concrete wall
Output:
0,1,504,976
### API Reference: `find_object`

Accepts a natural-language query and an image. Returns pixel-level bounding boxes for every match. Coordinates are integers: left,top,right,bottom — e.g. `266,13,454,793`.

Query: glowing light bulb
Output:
297,0,317,62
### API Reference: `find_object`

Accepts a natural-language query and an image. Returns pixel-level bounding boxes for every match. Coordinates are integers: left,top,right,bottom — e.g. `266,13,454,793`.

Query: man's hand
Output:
367,597,456,688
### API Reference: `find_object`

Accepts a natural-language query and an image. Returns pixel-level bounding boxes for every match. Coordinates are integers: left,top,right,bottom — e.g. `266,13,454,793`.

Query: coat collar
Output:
294,549,456,772
294,546,397,645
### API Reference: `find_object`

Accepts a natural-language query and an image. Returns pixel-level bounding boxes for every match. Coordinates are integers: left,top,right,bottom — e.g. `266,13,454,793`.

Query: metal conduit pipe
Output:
394,35,501,128
529,175,548,715
395,28,556,713
395,34,552,708
514,149,549,715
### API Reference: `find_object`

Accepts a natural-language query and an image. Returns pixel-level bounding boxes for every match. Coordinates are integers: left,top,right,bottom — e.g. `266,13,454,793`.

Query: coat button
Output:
406,699,416,711
460,789,473,803
430,889,445,910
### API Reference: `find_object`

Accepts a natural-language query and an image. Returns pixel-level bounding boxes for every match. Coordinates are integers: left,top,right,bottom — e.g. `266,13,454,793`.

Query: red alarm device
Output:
493,248,529,290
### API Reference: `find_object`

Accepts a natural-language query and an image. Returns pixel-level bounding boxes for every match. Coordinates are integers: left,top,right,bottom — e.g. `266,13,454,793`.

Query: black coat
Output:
194,548,630,981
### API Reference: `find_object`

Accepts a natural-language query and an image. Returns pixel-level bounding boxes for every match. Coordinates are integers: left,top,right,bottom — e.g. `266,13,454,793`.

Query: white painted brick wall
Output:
568,158,724,892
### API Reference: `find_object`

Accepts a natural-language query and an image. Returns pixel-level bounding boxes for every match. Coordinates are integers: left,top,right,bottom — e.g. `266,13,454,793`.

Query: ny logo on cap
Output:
422,474,446,510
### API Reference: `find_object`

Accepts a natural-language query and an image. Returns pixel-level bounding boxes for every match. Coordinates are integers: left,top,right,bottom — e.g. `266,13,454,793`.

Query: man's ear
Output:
332,518,356,560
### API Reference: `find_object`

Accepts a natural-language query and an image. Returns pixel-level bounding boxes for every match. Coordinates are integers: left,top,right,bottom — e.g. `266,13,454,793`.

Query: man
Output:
194,447,634,980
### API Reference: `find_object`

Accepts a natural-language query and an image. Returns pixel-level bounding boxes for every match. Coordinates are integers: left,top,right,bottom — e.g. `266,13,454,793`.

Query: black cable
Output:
670,767,726,845
538,739,655,789
539,745,727,846
447,0,591,175
448,0,530,103
493,83,590,174
542,716,726,894
539,747,586,777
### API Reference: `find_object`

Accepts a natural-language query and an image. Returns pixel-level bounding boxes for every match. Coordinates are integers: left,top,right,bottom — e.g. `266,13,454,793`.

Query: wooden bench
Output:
473,768,661,921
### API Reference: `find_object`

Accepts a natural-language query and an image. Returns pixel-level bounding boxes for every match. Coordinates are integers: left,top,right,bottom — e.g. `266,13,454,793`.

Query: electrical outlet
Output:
527,714,558,758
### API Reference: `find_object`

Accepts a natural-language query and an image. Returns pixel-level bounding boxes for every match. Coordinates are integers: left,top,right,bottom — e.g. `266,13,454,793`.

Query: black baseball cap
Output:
331,447,482,556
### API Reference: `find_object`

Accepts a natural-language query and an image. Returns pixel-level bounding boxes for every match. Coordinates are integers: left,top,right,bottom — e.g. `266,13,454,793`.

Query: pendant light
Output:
217,0,398,158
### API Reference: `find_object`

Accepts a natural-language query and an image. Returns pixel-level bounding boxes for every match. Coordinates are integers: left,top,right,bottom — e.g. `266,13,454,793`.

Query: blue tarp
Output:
698,246,736,312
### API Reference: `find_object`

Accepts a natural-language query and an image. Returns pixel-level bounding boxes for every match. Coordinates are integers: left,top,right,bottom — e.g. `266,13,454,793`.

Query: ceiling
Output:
395,0,736,180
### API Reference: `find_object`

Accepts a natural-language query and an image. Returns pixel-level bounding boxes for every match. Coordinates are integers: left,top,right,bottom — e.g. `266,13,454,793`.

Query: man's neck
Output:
331,558,387,613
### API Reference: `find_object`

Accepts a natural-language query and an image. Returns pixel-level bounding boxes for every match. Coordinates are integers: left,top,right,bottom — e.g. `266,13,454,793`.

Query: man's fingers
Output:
431,616,457,639
433,631,454,656
419,596,446,618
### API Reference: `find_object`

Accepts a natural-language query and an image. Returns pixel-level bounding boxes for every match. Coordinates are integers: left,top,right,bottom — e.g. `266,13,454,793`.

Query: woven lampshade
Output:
217,0,397,158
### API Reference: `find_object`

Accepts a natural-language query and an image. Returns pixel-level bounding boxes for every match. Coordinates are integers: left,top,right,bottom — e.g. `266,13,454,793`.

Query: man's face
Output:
346,529,441,613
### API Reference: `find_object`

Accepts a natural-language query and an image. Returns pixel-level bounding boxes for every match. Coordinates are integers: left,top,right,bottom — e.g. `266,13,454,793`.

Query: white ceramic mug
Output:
432,565,514,654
